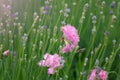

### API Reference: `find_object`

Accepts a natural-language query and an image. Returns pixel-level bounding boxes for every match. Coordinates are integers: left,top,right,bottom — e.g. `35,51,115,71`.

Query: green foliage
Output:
0,0,120,80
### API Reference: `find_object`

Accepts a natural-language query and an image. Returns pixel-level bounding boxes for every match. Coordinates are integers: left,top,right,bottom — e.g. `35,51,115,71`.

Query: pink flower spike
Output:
38,53,65,74
52,54,61,68
48,67,55,74
88,69,96,80
88,68,108,80
62,44,72,53
99,70,108,80
61,24,80,53
3,50,10,56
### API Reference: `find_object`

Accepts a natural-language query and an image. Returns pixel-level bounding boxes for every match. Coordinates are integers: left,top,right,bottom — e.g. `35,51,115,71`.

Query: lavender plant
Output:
0,0,120,80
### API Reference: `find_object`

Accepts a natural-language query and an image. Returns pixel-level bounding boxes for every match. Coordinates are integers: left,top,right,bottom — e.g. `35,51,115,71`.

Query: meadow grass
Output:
0,0,120,80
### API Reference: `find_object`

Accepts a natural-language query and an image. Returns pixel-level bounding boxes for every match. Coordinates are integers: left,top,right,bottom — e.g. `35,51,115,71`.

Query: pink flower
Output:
48,67,55,74
38,53,65,74
61,24,80,53
3,50,10,56
99,70,108,80
88,68,108,80
61,44,73,53
88,69,96,80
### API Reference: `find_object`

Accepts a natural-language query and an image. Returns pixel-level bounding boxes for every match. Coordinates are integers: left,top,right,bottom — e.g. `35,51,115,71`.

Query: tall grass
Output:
0,0,120,80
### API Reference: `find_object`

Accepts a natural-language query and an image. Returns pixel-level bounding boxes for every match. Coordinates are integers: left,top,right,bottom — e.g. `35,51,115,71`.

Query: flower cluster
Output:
40,1,51,14
61,24,80,53
38,24,80,75
38,53,65,74
89,68,108,80
3,50,10,56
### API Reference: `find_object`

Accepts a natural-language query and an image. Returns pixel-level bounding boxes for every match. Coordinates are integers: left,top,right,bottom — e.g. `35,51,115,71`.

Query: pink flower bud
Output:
3,50,10,56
